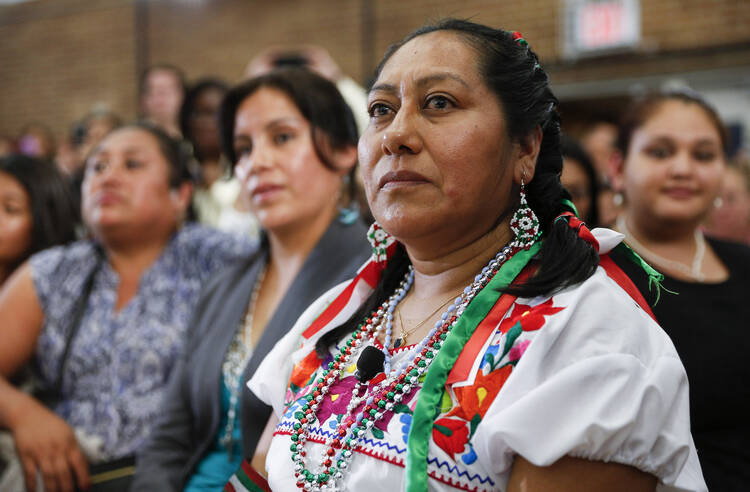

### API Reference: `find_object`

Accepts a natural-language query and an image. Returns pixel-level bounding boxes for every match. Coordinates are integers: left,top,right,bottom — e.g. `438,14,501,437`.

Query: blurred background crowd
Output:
1,0,749,242
1,0,749,491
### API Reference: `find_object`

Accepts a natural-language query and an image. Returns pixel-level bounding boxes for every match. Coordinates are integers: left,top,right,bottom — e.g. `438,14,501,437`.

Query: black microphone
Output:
355,346,385,382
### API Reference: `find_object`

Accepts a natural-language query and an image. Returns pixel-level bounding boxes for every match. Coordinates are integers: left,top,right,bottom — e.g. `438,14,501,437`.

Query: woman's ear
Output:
170,182,193,217
513,126,543,184
330,144,358,176
609,150,625,192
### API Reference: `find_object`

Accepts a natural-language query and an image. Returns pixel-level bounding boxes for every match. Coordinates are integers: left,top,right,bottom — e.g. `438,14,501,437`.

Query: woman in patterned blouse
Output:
0,123,253,492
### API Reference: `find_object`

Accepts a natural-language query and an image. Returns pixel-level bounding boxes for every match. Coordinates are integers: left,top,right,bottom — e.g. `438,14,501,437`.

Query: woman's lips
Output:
663,187,696,199
96,192,123,205
251,183,284,203
378,170,430,190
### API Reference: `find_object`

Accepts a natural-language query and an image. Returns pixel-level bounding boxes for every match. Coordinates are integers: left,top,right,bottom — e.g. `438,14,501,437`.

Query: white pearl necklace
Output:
617,215,706,281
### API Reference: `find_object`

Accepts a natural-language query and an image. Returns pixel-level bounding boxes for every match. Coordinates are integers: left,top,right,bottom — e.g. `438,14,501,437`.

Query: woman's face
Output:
561,157,592,222
358,31,521,251
704,166,750,242
142,69,183,124
233,87,350,233
615,100,725,227
82,127,188,240
0,171,32,267
189,87,225,155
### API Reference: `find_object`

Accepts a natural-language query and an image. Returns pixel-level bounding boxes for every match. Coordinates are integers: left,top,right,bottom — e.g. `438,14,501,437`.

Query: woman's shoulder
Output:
171,222,257,266
29,239,98,281
706,235,750,272
526,265,679,367
28,240,99,312
174,222,255,248
471,268,701,490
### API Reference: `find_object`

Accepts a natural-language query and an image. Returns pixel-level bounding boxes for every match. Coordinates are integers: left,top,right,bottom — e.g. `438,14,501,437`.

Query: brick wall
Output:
1,0,749,142
0,0,138,143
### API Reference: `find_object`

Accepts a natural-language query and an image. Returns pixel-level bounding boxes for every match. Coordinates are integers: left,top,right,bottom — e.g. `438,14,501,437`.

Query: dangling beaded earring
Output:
509,175,540,250
337,203,360,225
336,174,361,225
367,222,395,264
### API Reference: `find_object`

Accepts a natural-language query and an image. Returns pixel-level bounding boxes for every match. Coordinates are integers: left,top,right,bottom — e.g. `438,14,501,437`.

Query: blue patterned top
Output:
29,224,255,460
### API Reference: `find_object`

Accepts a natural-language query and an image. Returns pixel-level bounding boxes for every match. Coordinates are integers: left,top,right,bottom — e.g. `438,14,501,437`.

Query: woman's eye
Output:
3,203,21,214
693,150,717,162
425,95,453,110
368,103,393,118
125,159,143,170
90,160,107,173
645,146,672,159
273,132,294,145
234,145,252,158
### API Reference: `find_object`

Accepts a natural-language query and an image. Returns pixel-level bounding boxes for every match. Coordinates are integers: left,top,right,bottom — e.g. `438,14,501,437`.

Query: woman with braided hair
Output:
227,19,706,492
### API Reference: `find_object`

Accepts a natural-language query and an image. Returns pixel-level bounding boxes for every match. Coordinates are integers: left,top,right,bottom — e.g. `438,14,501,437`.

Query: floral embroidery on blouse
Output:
29,224,254,460
277,296,566,489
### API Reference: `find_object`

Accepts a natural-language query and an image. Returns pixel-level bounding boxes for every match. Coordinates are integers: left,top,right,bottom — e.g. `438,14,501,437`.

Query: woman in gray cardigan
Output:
132,68,371,491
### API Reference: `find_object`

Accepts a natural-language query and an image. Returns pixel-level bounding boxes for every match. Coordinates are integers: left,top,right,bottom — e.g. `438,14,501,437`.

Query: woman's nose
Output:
381,110,423,156
93,161,122,184
234,155,252,182
669,151,694,176
236,144,273,180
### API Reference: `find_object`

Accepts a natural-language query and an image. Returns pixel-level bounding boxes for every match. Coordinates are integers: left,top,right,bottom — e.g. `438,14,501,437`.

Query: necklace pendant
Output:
394,338,402,349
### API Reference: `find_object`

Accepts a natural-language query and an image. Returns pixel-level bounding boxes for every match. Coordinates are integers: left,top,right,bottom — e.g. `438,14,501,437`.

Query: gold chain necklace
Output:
395,293,458,346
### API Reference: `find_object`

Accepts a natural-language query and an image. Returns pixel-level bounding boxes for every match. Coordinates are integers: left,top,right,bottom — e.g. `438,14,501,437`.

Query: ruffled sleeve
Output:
173,223,256,277
471,268,706,492
247,281,350,418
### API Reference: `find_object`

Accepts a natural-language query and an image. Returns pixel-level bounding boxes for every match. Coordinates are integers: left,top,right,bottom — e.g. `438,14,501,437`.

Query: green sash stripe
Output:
404,241,542,491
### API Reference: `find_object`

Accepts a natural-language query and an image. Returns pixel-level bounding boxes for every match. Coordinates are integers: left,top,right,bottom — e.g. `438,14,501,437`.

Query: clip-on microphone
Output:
355,346,385,383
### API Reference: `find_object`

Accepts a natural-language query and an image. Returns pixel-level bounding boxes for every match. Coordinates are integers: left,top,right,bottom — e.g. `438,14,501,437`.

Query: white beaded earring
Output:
509,174,540,250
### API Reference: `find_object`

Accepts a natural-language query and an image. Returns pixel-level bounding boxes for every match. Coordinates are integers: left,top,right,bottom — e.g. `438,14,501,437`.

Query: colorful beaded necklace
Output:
289,244,515,491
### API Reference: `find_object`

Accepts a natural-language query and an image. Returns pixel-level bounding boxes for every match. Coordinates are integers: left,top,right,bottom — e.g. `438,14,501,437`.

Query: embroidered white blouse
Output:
249,234,706,492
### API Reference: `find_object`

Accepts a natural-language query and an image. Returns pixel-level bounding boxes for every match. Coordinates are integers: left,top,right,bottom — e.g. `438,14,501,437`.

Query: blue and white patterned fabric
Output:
29,224,255,461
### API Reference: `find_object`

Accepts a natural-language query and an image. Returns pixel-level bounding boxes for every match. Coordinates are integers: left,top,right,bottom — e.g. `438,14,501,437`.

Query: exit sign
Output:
563,0,641,59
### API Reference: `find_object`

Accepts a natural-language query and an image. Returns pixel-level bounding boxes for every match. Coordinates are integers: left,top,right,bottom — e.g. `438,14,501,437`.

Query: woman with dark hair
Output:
179,78,230,188
560,135,600,226
228,20,705,492
611,90,750,491
0,123,253,492
179,78,259,236
131,67,370,491
0,154,78,286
